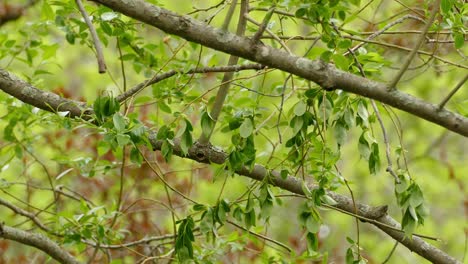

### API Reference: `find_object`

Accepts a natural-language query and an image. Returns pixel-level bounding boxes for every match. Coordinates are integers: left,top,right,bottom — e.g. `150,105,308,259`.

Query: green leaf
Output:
199,209,214,233
344,108,355,128
357,101,368,123
332,54,349,70
280,169,289,180
157,125,173,140
306,232,319,253
41,44,59,59
41,1,55,20
245,193,255,212
402,211,416,237
161,140,173,161
175,217,195,261
305,215,320,233
200,111,214,138
244,209,256,229
112,113,126,132
290,115,304,135
295,8,307,17
408,206,418,221
100,22,113,36
158,101,172,113
454,33,464,49
228,150,244,171
440,0,453,13
369,142,380,174
4,40,16,48
358,133,370,159
334,122,347,146
337,39,352,49
395,180,408,194
115,134,130,146
294,101,307,116
239,118,253,138
66,32,75,44
192,204,206,211
130,147,142,165
180,130,193,155
409,184,424,207
346,248,354,264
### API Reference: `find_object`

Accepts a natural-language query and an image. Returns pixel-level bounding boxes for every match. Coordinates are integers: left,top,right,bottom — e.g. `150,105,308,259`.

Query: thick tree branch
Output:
0,224,79,264
0,69,459,263
0,69,91,119
91,0,468,137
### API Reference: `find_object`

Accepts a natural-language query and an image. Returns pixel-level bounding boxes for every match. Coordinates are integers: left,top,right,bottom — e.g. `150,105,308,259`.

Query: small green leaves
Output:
299,203,321,234
228,130,256,172
157,125,175,161
175,216,195,262
93,95,120,124
395,174,428,237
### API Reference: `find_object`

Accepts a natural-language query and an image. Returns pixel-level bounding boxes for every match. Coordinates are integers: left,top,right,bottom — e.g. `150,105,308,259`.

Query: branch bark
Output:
0,224,79,264
0,68,460,264
91,0,468,137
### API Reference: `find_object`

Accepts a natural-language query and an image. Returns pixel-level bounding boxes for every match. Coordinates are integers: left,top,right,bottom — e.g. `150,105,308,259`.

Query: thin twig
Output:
321,204,440,241
0,197,59,236
345,15,426,55
438,73,468,109
389,0,440,89
75,0,107,73
139,148,198,204
231,82,282,97
370,100,400,183
245,15,292,54
382,241,399,263
227,220,292,252
251,7,275,43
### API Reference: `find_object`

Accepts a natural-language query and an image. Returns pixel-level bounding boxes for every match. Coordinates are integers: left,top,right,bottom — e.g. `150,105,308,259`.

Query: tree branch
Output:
0,223,79,264
75,0,107,73
90,0,468,137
